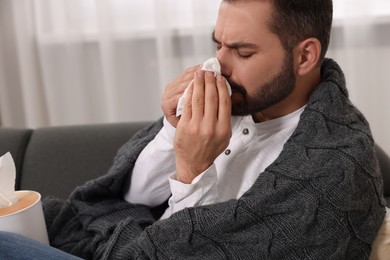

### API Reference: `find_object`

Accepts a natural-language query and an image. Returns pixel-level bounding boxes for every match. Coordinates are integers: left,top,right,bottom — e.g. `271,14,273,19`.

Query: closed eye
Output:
237,52,254,59
212,31,258,59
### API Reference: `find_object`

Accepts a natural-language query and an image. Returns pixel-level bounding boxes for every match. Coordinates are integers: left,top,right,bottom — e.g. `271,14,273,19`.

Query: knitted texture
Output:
43,59,386,260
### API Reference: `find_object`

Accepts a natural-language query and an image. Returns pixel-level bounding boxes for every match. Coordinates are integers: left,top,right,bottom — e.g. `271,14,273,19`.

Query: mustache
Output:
226,79,247,96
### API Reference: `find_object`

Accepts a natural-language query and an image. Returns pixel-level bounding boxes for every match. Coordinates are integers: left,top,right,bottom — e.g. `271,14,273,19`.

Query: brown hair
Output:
223,0,333,61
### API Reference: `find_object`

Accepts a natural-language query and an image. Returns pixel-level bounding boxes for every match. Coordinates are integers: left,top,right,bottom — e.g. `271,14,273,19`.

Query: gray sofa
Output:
0,121,152,199
0,121,389,206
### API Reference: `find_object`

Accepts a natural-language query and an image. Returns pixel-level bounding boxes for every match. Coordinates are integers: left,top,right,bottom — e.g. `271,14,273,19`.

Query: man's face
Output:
214,1,296,116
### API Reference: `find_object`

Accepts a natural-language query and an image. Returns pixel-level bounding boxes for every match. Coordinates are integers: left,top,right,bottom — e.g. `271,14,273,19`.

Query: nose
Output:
216,48,232,78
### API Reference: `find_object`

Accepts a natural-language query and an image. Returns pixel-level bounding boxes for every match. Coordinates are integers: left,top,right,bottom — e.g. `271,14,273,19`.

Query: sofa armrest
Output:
376,144,390,206
20,122,152,199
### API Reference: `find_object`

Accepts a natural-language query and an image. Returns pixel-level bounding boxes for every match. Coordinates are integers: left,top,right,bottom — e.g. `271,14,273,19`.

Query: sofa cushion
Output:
0,128,32,190
20,122,152,199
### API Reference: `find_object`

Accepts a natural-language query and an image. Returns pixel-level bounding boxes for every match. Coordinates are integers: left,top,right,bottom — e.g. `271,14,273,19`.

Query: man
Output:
124,0,332,220
0,0,385,259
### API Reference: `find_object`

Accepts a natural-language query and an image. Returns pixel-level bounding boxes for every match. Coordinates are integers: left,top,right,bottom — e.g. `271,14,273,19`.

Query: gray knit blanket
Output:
43,59,386,260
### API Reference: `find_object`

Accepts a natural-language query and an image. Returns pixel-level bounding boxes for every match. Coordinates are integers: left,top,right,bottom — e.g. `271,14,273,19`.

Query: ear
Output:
294,38,321,76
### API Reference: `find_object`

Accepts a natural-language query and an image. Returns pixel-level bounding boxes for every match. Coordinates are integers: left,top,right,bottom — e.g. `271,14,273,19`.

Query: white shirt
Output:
124,106,305,219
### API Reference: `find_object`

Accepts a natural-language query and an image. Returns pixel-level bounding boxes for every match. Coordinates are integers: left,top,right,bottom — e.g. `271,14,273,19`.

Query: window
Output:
334,0,390,19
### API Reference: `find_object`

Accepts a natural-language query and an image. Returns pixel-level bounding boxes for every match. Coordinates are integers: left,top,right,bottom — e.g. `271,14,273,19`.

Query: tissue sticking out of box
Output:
176,58,232,117
0,152,19,208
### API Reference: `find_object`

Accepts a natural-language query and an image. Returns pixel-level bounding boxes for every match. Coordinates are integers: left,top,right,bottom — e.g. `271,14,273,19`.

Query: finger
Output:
181,65,201,77
191,70,206,122
216,75,232,124
179,66,201,85
163,65,202,119
181,81,194,122
174,66,201,95
165,67,199,98
176,66,201,98
204,71,219,121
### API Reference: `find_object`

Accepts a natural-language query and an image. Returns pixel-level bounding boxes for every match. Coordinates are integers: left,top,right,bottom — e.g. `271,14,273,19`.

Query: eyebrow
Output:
212,31,259,50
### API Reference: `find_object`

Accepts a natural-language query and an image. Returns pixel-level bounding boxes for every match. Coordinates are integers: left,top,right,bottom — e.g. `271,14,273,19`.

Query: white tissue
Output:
176,58,232,117
0,152,19,208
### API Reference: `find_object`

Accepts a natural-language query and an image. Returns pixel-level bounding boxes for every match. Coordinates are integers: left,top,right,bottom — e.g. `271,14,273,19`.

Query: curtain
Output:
328,0,390,156
0,0,389,154
0,0,219,127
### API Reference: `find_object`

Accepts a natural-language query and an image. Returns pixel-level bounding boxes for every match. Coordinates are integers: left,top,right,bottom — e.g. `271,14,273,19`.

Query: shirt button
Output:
225,149,231,155
242,128,249,135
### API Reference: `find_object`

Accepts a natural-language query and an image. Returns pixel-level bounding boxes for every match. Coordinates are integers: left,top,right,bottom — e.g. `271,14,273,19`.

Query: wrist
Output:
175,166,197,184
176,163,210,184
165,114,179,128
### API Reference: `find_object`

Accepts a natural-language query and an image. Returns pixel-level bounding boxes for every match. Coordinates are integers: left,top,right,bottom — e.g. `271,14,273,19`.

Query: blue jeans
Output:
0,231,82,260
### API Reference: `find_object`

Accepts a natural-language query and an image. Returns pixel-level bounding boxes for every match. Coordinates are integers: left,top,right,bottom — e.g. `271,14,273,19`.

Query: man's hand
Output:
161,66,200,128
174,70,232,184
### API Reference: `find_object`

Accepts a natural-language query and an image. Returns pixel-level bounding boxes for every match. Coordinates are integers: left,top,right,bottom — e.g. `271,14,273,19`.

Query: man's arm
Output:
128,69,232,213
124,118,175,206
124,65,201,205
174,70,232,184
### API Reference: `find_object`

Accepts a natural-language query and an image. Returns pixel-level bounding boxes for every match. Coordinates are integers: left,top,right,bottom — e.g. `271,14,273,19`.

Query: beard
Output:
228,53,296,116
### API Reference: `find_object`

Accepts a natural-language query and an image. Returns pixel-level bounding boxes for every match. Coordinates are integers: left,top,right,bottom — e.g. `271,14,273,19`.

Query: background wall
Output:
0,0,389,155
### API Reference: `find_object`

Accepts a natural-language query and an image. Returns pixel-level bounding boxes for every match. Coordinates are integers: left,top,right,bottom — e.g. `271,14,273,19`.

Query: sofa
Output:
0,121,152,199
1,121,390,258
0,121,390,204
